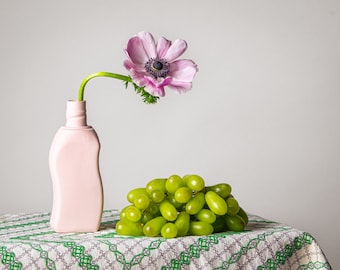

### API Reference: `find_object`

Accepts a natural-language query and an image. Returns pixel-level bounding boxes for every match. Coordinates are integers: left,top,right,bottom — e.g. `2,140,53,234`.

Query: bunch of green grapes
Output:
116,174,248,238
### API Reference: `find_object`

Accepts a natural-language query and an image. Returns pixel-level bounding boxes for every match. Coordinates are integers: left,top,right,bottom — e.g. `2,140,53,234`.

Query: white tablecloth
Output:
0,209,331,269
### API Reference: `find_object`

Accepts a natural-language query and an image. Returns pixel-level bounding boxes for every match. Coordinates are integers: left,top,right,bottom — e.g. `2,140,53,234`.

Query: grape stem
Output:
78,72,132,101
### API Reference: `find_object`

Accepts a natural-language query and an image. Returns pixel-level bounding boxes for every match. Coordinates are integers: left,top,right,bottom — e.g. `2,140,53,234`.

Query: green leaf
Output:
130,82,159,104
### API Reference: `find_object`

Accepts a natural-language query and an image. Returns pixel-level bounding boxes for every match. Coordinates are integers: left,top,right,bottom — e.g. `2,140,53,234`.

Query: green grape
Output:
141,210,154,224
134,194,150,210
161,223,178,238
119,206,129,221
185,174,205,192
147,202,160,216
150,189,166,203
237,207,249,225
116,220,143,236
127,188,149,204
121,175,248,237
226,197,239,216
165,175,184,194
174,187,192,203
159,200,178,221
224,214,246,232
146,178,166,195
182,174,190,185
175,211,190,237
212,216,226,233
189,221,214,236
143,216,167,237
167,194,183,209
205,183,231,198
205,191,228,215
195,209,216,224
125,205,142,222
185,192,205,215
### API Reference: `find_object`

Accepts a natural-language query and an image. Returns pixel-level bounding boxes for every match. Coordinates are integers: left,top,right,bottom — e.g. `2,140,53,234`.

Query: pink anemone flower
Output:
124,31,198,97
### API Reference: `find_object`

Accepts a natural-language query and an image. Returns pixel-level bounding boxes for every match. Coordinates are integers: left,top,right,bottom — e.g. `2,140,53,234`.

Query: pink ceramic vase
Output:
49,100,103,232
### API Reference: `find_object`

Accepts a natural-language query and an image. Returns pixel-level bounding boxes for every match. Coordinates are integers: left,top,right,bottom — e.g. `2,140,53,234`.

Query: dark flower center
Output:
153,61,163,70
145,58,169,78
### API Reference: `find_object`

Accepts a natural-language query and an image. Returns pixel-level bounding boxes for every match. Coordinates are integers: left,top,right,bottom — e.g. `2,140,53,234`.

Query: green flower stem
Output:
78,72,132,101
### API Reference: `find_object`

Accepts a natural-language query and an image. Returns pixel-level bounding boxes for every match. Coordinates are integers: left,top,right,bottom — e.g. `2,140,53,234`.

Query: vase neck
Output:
65,100,87,127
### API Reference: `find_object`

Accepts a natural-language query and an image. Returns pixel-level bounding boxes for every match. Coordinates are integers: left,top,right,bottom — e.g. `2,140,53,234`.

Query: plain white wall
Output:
0,0,339,268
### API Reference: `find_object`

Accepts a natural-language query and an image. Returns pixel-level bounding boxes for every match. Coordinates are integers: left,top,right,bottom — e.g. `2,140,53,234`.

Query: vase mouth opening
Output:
67,99,86,103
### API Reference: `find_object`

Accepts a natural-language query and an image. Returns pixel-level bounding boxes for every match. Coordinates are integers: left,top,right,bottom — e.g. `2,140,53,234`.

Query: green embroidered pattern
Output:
256,232,331,270
64,242,99,270
0,213,49,227
0,211,331,269
0,219,50,237
100,238,165,269
213,227,289,270
297,261,332,269
0,246,22,270
161,233,232,269
11,230,55,241
29,243,56,270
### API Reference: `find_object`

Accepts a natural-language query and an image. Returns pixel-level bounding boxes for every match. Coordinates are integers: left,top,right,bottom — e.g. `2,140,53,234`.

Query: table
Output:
0,209,331,269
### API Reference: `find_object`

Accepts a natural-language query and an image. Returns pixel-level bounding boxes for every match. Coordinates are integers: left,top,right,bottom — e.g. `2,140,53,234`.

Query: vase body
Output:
49,100,103,233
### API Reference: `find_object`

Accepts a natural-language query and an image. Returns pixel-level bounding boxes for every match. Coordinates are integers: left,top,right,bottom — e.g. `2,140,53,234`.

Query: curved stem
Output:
78,72,132,101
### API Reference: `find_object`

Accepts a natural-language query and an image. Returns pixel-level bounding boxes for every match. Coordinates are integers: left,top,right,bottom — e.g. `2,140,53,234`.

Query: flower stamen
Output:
145,58,169,78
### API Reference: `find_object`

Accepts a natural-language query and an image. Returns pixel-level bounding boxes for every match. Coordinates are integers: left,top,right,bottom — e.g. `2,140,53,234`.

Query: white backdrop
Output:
0,0,339,268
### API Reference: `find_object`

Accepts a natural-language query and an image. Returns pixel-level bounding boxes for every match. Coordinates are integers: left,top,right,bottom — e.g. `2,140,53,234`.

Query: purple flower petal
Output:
125,36,149,66
169,60,198,82
164,39,187,62
157,37,172,59
128,69,148,87
144,80,166,97
123,59,145,73
144,77,173,97
124,32,198,98
137,32,157,59
167,80,193,93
